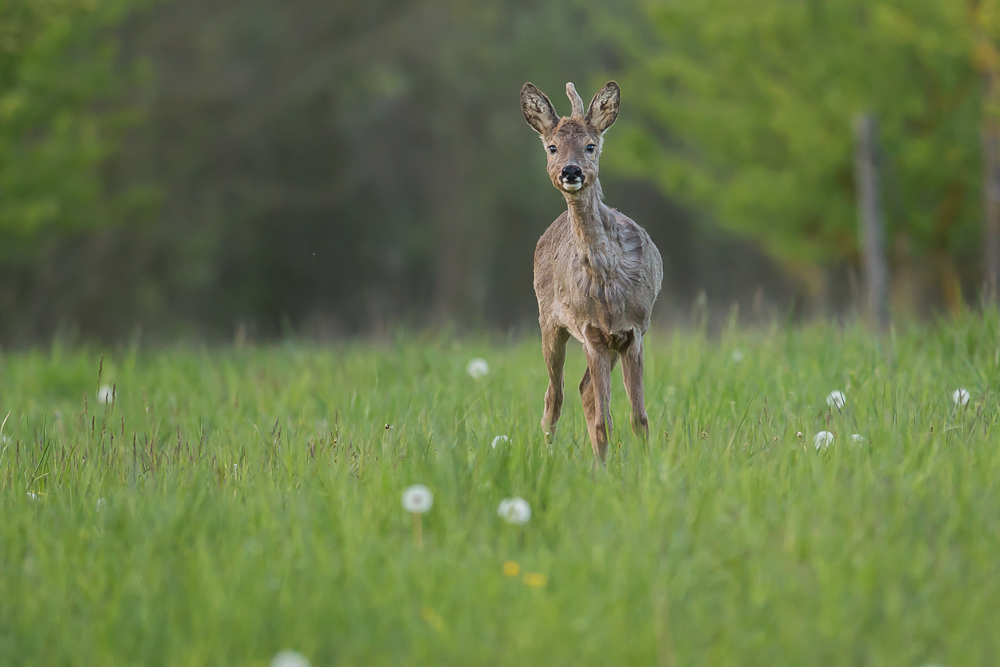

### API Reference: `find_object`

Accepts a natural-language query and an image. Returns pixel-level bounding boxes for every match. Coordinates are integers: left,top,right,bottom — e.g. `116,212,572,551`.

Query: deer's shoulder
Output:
534,212,573,264
609,209,663,288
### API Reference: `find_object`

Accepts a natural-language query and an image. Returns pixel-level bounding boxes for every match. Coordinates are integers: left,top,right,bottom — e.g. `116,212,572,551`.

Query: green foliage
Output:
618,1,982,280
2,317,1000,663
0,0,140,245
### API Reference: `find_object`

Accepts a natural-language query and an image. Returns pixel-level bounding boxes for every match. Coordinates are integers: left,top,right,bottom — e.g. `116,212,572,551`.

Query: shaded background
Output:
2,0,997,344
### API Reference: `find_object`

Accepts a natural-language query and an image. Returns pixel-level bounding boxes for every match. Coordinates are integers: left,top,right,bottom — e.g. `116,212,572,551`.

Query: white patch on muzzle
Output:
561,180,583,191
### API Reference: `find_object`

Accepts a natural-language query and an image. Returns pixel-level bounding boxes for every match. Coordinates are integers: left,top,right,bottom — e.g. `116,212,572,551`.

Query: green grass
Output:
2,316,1000,666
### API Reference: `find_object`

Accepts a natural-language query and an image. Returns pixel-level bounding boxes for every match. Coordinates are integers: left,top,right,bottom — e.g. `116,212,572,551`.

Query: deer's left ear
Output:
586,81,620,134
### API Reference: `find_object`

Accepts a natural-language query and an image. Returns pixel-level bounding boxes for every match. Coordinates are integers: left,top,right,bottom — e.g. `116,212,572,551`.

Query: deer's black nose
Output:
561,165,583,181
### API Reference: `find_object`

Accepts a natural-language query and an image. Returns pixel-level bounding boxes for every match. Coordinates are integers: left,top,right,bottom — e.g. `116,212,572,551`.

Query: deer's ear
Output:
586,81,620,134
521,83,558,136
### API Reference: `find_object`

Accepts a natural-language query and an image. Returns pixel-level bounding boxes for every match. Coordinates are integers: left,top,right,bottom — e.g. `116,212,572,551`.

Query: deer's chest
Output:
552,259,638,340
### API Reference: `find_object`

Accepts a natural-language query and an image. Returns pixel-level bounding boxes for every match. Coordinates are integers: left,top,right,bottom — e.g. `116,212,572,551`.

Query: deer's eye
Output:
548,145,557,154
586,144,596,153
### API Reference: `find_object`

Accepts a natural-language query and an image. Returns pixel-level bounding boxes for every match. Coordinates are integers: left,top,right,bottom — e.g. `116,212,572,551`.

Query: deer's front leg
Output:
581,334,616,462
620,330,649,439
541,326,570,440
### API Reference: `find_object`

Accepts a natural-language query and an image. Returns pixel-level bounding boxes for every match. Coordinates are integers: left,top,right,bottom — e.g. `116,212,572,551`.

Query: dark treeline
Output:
4,0,995,344
0,0,796,343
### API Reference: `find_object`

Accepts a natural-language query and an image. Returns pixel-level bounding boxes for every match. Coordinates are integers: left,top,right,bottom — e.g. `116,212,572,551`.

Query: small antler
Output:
566,82,585,119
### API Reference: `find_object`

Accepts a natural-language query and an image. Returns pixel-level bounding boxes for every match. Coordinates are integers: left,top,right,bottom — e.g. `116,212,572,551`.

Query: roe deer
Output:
521,81,662,463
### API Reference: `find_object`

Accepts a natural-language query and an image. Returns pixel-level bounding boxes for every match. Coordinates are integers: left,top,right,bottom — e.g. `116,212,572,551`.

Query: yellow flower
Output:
522,572,548,588
503,561,520,577
420,606,445,632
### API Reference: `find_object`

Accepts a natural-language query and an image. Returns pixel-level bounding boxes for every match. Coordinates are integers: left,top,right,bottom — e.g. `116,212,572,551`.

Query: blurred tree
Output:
616,0,983,312
0,0,142,243
0,0,154,339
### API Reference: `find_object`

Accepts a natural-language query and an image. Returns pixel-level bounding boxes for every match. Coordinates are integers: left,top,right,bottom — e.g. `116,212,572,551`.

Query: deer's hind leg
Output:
580,334,619,462
541,326,571,440
620,330,649,439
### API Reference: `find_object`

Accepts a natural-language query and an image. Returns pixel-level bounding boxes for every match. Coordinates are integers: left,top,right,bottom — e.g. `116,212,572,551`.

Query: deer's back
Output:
534,210,662,342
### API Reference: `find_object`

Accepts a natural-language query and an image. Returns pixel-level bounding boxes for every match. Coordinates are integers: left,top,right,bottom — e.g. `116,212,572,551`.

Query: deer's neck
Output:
565,179,620,281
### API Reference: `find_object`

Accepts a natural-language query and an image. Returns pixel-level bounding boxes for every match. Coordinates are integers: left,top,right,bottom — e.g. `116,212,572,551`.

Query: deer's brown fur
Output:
521,81,663,462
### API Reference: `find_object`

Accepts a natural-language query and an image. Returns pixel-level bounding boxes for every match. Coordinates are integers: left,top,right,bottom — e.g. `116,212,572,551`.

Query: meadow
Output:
1,315,999,666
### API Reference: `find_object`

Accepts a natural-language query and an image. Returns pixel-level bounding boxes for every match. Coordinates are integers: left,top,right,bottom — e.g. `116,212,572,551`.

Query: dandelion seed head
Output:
402,484,434,513
826,390,846,409
814,431,834,449
850,434,865,445
270,650,311,667
731,349,744,363
466,357,490,379
491,435,509,449
498,497,531,525
952,388,970,406
96,498,106,511
97,385,114,405
27,491,38,501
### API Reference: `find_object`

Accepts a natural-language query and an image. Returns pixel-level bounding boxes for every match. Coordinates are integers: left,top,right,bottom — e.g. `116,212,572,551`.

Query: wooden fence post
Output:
983,70,1000,298
853,113,889,326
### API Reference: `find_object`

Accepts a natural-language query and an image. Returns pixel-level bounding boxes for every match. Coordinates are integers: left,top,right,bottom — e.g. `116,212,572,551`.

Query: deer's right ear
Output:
521,83,558,136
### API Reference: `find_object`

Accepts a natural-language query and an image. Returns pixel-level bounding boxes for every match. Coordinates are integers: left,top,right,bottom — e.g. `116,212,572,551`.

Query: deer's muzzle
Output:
560,164,584,191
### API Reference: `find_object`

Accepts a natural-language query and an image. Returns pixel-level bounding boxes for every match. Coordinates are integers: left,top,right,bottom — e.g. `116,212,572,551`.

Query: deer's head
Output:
520,81,620,196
